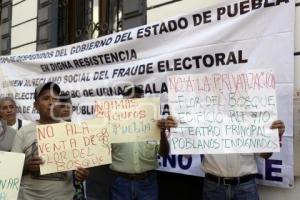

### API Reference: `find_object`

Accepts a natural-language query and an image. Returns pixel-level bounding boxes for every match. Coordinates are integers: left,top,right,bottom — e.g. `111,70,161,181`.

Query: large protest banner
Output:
37,119,111,174
0,0,294,188
95,97,161,143
0,151,25,200
168,69,279,154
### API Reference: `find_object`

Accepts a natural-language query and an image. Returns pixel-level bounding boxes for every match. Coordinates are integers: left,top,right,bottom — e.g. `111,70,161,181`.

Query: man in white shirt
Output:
201,120,285,200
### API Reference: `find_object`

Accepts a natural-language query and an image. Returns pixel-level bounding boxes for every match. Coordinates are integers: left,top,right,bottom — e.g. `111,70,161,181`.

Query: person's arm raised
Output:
157,116,177,156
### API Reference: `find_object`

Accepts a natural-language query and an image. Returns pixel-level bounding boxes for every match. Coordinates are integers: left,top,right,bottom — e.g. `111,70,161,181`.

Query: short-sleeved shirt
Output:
0,125,16,151
202,154,258,177
10,118,31,130
110,142,159,174
11,121,75,200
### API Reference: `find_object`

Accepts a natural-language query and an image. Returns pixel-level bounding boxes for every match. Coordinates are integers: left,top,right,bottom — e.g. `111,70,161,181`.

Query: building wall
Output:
10,0,37,55
147,0,300,199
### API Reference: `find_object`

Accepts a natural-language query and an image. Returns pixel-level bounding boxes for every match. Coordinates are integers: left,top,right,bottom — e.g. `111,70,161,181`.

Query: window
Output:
36,0,146,50
0,0,12,55
57,0,93,46
95,0,123,37
57,0,123,45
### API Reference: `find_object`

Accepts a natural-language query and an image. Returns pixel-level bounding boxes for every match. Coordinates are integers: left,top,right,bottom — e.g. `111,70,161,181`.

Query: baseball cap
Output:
58,93,72,103
34,82,61,100
123,85,144,97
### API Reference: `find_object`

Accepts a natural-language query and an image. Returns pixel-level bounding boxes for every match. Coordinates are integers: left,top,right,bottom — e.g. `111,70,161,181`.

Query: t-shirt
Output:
0,123,16,151
11,121,75,200
10,118,31,130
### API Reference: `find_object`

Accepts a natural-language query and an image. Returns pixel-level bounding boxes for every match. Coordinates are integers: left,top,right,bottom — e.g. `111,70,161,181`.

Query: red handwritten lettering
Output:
37,126,54,140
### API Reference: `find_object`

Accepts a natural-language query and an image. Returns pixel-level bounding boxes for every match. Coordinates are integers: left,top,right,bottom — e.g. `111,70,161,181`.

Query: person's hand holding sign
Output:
270,120,285,147
260,120,285,159
25,155,44,174
157,116,177,156
74,167,90,182
157,115,178,131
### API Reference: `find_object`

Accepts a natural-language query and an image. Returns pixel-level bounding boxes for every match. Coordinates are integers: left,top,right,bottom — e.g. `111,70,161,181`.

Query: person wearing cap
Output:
0,97,31,130
54,93,86,200
54,93,73,122
11,82,89,200
110,85,177,200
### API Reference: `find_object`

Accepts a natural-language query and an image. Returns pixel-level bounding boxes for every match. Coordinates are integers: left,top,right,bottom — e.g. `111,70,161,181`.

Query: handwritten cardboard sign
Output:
168,69,279,154
95,97,161,143
37,118,112,175
0,151,25,200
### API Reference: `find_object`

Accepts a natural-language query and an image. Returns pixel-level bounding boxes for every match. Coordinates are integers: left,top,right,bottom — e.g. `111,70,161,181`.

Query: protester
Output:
54,93,73,122
110,85,177,200
11,82,89,200
54,93,86,200
0,97,30,130
86,165,113,200
201,120,285,200
0,118,17,151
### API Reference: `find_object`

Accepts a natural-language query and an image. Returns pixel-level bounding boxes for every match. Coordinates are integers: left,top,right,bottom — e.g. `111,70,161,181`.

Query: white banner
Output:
0,0,294,188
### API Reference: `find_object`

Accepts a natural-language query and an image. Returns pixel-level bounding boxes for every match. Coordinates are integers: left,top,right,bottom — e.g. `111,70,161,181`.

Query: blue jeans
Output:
110,172,158,200
202,178,259,200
